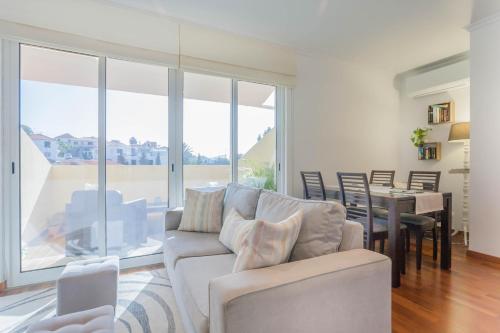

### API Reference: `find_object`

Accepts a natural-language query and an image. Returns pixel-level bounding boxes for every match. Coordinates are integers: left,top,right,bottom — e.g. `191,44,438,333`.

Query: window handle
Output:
11,162,15,174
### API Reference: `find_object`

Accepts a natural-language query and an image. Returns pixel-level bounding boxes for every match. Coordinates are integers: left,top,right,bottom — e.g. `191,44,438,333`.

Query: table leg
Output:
388,199,401,288
441,194,452,269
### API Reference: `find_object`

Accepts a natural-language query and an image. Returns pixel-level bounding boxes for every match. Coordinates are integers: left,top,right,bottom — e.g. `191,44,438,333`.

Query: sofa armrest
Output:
165,208,183,231
340,220,364,251
209,249,391,333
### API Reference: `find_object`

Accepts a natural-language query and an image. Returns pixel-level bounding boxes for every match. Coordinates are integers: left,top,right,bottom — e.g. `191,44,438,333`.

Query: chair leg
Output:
400,231,406,275
432,227,438,261
380,239,385,254
406,229,411,252
416,229,424,270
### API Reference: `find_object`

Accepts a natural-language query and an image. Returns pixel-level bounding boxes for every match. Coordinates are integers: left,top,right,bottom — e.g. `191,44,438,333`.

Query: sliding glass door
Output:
106,59,169,258
181,74,278,194
237,81,277,190
19,45,100,271
183,72,231,192
17,47,171,273
7,42,286,286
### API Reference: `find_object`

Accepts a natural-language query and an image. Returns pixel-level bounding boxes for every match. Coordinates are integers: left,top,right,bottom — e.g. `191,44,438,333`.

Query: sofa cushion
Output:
255,191,346,261
233,210,303,273
179,188,226,233
223,183,261,221
164,230,231,269
219,209,257,254
174,254,236,333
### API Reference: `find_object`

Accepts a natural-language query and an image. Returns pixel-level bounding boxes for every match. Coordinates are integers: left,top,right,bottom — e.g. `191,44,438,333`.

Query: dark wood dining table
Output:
325,185,452,288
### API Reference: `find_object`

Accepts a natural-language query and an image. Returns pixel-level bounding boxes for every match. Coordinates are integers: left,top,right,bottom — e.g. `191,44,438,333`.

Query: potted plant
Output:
411,127,431,160
410,127,431,147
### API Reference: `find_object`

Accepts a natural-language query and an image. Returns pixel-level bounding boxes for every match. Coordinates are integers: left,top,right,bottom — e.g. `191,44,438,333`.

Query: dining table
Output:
325,185,452,288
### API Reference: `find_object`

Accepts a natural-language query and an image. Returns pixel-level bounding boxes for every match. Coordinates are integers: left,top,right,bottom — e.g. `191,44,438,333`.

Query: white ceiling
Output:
105,0,476,73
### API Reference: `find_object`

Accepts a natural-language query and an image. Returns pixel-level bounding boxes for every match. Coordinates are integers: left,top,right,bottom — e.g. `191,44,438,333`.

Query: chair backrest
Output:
337,172,374,249
300,171,326,200
407,171,441,192
370,170,395,187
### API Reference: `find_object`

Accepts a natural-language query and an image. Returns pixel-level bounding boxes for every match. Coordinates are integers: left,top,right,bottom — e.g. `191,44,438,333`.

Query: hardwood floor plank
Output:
392,234,500,332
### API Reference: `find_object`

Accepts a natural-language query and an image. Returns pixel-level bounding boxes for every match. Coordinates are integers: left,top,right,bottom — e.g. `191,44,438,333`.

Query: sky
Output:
21,80,275,157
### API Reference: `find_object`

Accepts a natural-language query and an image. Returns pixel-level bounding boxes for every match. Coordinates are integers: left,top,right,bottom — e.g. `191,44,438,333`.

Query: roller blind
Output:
0,0,296,85
0,19,179,67
179,24,296,86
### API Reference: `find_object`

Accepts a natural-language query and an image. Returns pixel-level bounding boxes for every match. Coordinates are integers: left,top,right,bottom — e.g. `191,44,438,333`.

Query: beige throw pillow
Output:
178,188,226,232
232,210,303,273
219,209,257,254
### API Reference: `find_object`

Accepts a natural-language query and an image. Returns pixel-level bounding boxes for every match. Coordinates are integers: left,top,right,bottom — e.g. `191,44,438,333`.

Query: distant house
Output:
29,132,168,165
107,140,130,164
30,133,58,161
151,147,168,165
55,133,98,160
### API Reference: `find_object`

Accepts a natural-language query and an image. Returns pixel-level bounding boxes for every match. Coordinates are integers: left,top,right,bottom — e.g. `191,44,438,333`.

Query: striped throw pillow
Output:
219,209,257,254
178,188,226,232
232,210,303,273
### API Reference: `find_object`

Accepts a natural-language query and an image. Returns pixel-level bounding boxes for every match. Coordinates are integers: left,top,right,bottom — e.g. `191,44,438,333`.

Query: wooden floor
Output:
2,236,500,332
393,235,500,333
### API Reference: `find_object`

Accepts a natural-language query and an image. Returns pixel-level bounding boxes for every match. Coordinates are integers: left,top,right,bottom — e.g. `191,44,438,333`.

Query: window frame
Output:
1,40,288,287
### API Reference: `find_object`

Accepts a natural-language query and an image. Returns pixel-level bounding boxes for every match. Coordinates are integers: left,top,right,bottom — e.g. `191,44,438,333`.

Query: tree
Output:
129,137,138,145
117,152,128,165
57,140,73,158
155,152,161,165
183,142,195,164
21,125,34,135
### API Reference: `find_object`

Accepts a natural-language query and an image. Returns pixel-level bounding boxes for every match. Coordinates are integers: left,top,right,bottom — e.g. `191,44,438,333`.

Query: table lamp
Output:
448,122,470,245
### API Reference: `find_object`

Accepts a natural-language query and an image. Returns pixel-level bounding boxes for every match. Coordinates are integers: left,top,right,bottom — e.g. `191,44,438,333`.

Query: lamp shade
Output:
448,122,470,142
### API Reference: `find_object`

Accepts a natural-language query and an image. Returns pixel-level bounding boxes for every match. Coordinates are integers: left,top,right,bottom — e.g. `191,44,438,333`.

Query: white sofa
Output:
164,184,391,333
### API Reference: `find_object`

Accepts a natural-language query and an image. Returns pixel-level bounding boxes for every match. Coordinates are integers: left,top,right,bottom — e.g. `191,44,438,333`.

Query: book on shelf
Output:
428,103,452,124
418,145,439,160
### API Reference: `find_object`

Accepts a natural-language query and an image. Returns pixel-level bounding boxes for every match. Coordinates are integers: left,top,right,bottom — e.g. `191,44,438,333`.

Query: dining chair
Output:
300,171,326,200
337,172,406,273
402,171,441,270
407,170,441,192
370,170,396,219
370,170,396,187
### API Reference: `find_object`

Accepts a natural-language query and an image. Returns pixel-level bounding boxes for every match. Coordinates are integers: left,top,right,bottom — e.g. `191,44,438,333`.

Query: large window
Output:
106,59,169,258
6,42,286,285
237,81,276,190
183,73,231,191
20,45,99,271
18,48,171,272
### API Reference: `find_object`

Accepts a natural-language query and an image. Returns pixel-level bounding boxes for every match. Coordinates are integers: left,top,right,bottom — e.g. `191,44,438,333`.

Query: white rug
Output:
0,269,185,333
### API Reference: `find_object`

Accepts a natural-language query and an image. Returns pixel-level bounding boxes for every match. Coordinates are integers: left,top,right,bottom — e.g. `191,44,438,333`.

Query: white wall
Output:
291,54,400,196
469,16,500,257
0,39,3,284
292,53,472,234
398,87,470,230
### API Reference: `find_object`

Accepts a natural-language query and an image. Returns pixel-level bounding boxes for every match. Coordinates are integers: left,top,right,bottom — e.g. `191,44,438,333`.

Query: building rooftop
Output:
30,133,54,141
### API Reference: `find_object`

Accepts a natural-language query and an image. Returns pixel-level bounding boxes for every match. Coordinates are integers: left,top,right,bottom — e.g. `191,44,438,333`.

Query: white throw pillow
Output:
219,209,257,254
232,210,303,273
178,188,226,233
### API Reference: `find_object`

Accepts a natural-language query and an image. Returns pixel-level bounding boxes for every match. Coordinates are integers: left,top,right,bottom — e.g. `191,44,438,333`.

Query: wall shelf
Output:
418,142,441,161
428,102,454,124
